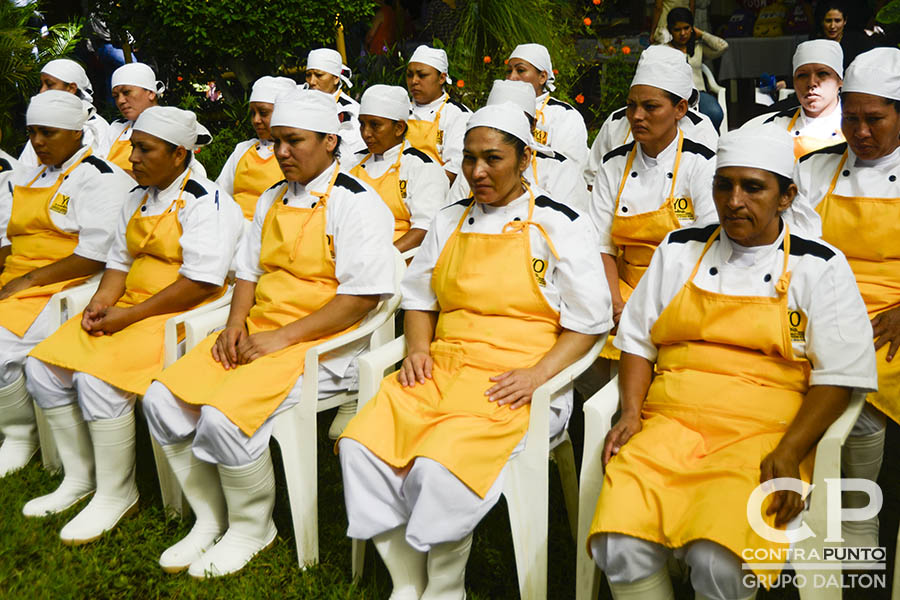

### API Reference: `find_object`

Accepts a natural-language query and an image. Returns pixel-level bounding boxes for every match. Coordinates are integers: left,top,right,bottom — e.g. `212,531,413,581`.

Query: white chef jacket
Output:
235,162,396,376
590,132,718,255
616,221,878,391
534,92,589,170
19,110,111,167
408,92,471,176
335,89,367,158
106,167,243,287
104,119,208,178
345,142,448,231
747,103,843,144
585,106,718,185
0,145,133,261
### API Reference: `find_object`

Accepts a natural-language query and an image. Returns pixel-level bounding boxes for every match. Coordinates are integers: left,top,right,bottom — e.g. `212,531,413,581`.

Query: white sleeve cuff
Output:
613,337,658,362
178,266,226,287
234,270,260,283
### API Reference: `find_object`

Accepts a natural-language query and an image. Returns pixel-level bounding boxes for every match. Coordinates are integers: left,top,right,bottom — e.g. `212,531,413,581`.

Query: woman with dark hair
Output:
667,6,729,131
813,0,873,68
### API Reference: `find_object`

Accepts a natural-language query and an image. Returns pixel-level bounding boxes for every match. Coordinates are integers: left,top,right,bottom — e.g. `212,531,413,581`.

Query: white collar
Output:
257,138,273,149
536,91,550,107
475,188,529,216
372,142,403,163
413,92,448,111
853,145,900,169
636,132,680,168
289,160,337,196
150,166,192,200
47,145,91,173
717,220,788,266
798,100,842,130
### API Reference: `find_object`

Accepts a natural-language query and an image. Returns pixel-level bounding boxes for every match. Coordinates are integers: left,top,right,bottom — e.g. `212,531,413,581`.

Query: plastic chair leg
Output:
576,419,608,599
352,538,367,580
505,460,549,600
552,434,579,540
34,403,61,472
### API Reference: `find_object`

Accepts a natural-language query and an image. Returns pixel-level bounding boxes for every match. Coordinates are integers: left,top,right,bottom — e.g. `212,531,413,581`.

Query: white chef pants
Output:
0,301,57,385
24,356,135,421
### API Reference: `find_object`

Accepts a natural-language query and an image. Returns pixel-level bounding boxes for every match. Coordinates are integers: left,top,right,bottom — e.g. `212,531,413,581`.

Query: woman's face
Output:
129,131,188,188
406,63,445,105
793,63,841,118
305,69,340,94
249,101,275,141
39,73,78,95
271,126,337,185
841,92,900,161
713,167,795,247
462,127,530,207
359,115,406,156
26,125,83,168
112,85,157,122
669,21,693,48
505,58,547,97
626,85,686,147
822,9,846,40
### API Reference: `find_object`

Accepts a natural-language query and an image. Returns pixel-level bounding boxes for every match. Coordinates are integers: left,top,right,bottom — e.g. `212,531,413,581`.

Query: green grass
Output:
0,410,896,599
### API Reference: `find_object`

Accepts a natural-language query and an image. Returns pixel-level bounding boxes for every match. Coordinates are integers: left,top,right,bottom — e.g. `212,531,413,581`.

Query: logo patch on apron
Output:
531,257,548,287
50,194,70,215
436,129,443,145
673,197,694,220
326,234,336,259
533,128,548,145
788,309,807,342
399,180,408,199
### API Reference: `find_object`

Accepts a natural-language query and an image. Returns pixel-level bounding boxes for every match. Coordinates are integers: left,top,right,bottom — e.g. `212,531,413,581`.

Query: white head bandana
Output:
359,85,410,121
249,76,298,104
270,89,340,134
307,48,353,89
41,59,93,102
26,90,89,131
133,106,212,151
508,43,555,92
792,40,844,80
409,45,452,84
486,79,536,118
111,62,165,95
466,103,532,147
843,47,900,102
716,125,795,178
631,45,694,100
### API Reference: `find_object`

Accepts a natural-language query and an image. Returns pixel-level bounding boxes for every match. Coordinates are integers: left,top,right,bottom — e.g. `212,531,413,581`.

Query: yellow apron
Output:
350,142,412,242
600,131,688,359
589,225,814,585
533,94,552,145
815,150,900,422
30,170,217,395
786,109,844,161
340,187,563,498
0,153,94,336
405,94,449,165
232,143,284,220
106,124,134,172
155,165,359,436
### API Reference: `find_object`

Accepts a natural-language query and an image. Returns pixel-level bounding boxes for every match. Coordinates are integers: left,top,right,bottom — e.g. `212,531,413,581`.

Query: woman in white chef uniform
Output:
792,47,900,548
0,92,131,477
447,79,590,211
304,48,366,157
746,40,845,160
339,104,612,600
19,59,109,166
405,45,471,184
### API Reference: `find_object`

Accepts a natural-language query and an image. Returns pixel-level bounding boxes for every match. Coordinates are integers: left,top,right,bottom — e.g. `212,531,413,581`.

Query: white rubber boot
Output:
22,404,95,517
421,533,472,600
328,400,358,440
187,449,277,578
158,440,227,573
841,429,885,548
373,526,427,600
609,568,674,600
59,411,139,545
0,375,39,477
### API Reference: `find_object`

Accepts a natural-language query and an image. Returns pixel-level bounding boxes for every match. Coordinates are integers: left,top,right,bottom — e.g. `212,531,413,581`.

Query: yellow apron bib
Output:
30,170,217,395
232,143,284,220
340,187,563,498
815,150,900,422
0,153,94,337
786,109,845,161
155,165,359,436
106,124,133,172
533,94,552,146
601,131,687,359
405,95,449,166
589,225,814,585
350,143,412,242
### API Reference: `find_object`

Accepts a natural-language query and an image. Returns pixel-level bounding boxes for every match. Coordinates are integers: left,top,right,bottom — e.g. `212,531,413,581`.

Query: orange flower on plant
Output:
608,46,616,53
504,59,509,64
553,68,559,75
575,94,585,104
177,76,183,81
456,80,465,88
583,17,592,26
622,46,631,54
593,0,602,4
483,55,491,63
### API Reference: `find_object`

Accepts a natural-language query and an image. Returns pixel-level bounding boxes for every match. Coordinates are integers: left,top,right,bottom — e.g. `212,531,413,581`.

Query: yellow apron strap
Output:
666,130,685,201
687,225,722,282
786,108,801,133
775,223,792,295
24,167,48,188
501,182,560,260
139,168,192,248
613,146,638,214
289,162,340,262
112,124,131,147
536,94,551,127
432,94,450,131
531,152,540,186
623,124,632,145
824,150,849,198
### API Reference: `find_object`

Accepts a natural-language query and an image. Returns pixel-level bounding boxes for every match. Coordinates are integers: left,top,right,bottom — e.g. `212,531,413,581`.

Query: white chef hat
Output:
792,40,844,80
486,79,536,118
270,88,340,134
508,43,556,92
111,62,165,95
249,76,298,104
359,85,410,121
409,45,452,84
41,59,93,102
26,90,89,131
843,47,900,102
716,125,795,178
133,106,212,151
466,103,532,147
306,48,353,89
631,45,694,100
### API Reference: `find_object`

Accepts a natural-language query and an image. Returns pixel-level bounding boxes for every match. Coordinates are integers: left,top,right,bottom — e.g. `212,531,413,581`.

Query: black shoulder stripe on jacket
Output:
602,141,635,163
681,138,715,159
547,97,574,111
443,197,474,210
266,179,287,192
335,172,366,194
130,184,147,193
337,96,353,107
0,158,12,173
81,155,113,174
611,107,627,121
403,147,433,163
798,142,847,163
534,195,578,221
667,223,719,245
448,98,471,113
685,110,703,125
781,235,836,261
183,179,208,198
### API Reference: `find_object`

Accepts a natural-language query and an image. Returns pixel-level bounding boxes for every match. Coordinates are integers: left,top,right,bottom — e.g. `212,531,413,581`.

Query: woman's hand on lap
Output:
486,366,547,410
603,412,642,466
399,350,433,387
212,325,247,369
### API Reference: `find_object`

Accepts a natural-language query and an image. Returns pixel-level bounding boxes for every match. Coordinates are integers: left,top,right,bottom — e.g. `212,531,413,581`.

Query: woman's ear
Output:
779,182,798,212
520,146,532,174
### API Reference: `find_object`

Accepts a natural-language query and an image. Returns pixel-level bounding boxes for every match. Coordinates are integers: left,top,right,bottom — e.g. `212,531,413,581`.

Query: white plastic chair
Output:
701,63,729,135
351,334,606,599
170,248,405,567
575,376,866,600
779,87,795,102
